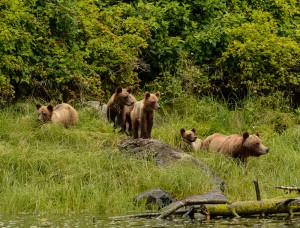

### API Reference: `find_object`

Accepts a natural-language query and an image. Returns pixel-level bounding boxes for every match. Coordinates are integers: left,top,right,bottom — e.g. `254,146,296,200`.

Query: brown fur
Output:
180,128,202,151
131,91,160,139
36,103,78,127
203,132,269,163
106,87,136,132
201,133,228,152
123,94,137,133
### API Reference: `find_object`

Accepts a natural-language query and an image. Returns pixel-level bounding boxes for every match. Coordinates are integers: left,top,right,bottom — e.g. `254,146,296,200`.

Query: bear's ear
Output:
127,87,132,94
191,128,196,133
243,131,249,140
255,132,260,137
144,92,151,99
180,128,186,135
47,105,54,112
36,103,42,110
116,86,123,94
155,91,160,98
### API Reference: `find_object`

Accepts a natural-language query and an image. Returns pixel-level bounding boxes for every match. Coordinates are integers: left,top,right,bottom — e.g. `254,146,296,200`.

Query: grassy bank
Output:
0,94,299,215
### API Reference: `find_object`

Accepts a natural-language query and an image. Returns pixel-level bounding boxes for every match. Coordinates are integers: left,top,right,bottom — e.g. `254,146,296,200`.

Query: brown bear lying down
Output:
203,132,269,163
180,128,203,151
36,103,78,127
181,129,269,164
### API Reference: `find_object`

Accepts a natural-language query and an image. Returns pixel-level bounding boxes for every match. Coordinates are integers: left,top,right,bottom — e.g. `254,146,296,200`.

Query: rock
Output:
119,138,225,190
135,188,175,209
84,101,107,117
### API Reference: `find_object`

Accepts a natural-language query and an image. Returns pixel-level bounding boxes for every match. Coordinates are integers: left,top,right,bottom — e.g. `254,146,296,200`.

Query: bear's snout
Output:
37,117,44,124
261,145,269,154
257,146,269,156
190,136,197,142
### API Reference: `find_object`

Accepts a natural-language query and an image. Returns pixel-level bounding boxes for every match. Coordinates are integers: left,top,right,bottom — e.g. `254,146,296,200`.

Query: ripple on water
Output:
0,213,299,227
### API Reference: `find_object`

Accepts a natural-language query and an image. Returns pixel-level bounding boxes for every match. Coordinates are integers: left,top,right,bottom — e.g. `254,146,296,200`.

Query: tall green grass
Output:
0,94,299,214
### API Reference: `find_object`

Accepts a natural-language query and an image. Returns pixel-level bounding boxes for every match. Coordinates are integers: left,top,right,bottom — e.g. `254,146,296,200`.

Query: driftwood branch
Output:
156,190,228,219
253,178,261,201
111,212,161,219
276,186,300,193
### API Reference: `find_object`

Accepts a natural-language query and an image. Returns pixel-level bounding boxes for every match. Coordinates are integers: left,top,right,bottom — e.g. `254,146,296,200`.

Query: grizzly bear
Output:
202,132,269,164
180,128,202,151
201,133,228,152
36,103,78,127
106,87,136,133
130,91,160,139
123,95,137,133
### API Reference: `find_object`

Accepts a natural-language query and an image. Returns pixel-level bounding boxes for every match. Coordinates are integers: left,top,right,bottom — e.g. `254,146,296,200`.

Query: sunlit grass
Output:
0,95,299,214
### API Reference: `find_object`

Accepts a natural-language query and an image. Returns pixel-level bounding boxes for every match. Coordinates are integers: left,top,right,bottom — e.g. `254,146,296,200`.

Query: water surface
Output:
0,213,299,227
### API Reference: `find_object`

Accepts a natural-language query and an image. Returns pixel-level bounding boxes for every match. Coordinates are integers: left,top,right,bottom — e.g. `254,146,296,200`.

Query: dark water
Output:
0,213,299,227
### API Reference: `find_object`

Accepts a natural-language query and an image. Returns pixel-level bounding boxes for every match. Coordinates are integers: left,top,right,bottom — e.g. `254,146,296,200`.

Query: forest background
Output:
1,0,300,104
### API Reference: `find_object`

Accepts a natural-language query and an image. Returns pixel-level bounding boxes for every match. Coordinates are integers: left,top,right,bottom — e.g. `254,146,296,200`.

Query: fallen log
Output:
197,197,300,219
119,138,225,190
110,196,300,220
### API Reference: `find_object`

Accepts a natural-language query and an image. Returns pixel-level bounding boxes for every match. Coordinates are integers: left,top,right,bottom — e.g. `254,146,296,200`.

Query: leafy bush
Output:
217,10,300,96
1,0,300,105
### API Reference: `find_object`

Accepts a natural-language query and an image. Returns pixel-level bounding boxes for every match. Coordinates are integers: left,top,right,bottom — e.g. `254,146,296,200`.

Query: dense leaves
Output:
0,0,300,104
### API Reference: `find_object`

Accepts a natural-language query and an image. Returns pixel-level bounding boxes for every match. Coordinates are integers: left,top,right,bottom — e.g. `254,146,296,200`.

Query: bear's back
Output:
131,100,144,120
52,103,78,127
202,133,227,151
218,134,244,155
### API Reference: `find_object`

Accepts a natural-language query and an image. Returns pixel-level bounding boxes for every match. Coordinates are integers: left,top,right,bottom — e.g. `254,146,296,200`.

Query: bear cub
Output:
106,86,136,133
131,91,160,139
180,128,202,151
36,103,78,127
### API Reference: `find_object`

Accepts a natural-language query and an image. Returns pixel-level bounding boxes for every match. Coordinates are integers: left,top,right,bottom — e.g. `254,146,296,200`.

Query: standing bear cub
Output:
36,103,78,127
130,91,160,139
107,87,136,133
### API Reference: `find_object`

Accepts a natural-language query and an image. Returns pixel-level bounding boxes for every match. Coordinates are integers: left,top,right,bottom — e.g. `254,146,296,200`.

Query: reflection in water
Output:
0,213,299,227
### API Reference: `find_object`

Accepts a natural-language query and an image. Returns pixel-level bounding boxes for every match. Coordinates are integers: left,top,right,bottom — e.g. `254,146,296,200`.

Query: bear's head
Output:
36,103,54,124
143,92,160,111
180,128,197,143
114,87,135,106
242,132,269,157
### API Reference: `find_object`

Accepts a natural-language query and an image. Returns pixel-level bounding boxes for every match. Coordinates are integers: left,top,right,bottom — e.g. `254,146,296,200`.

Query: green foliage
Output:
217,10,300,95
1,0,300,104
0,0,151,102
85,2,150,94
